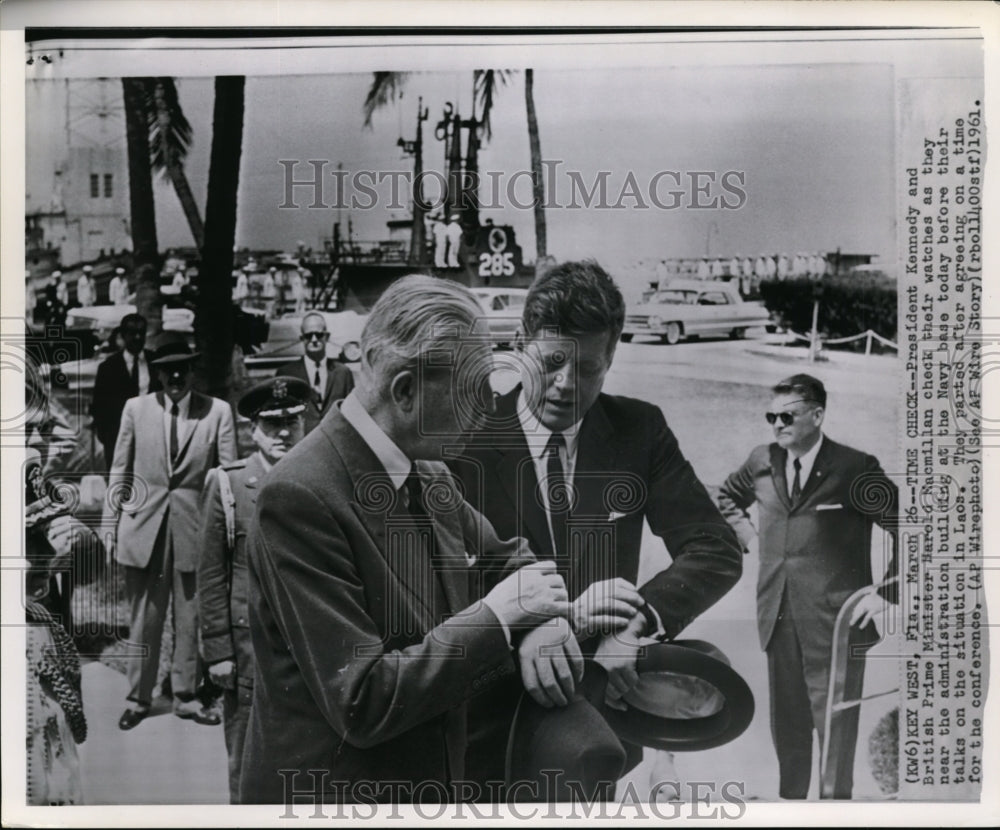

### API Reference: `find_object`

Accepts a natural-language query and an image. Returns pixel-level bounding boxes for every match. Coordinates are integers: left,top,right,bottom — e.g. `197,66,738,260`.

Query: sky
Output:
22,33,983,280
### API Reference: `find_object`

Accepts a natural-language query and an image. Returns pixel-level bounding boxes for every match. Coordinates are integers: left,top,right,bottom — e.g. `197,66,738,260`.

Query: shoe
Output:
173,697,222,726
118,706,150,731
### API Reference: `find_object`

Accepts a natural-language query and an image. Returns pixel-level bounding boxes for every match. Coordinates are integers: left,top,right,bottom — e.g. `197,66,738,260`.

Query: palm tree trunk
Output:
151,79,205,249
197,76,245,401
524,69,546,260
166,162,205,249
122,77,162,334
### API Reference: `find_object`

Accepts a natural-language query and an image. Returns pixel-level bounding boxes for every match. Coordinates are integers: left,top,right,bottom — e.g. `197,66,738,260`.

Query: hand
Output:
592,611,645,710
208,660,236,687
569,577,643,638
850,592,889,631
517,617,583,708
485,560,569,629
45,514,78,561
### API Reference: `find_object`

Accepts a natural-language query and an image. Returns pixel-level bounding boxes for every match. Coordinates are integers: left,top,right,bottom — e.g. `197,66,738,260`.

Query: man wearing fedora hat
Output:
717,373,898,799
105,335,236,730
449,260,744,801
198,375,311,802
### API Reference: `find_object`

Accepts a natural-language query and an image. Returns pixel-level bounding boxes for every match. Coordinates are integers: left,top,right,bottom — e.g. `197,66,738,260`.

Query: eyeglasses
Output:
301,331,329,341
765,400,819,426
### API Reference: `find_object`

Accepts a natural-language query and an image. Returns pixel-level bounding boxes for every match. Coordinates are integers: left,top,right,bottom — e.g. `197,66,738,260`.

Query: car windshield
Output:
651,290,696,305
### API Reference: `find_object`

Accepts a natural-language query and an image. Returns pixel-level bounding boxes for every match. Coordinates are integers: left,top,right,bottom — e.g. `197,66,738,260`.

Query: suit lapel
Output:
797,436,833,504
413,462,467,616
325,409,438,629
492,388,554,559
173,392,210,468
153,391,169,469
574,397,616,519
769,444,793,511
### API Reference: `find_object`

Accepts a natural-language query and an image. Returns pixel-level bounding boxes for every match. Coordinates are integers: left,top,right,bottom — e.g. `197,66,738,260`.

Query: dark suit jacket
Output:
450,386,744,641
277,356,355,433
717,436,898,652
90,350,161,452
449,387,742,787
198,451,267,692
240,404,535,803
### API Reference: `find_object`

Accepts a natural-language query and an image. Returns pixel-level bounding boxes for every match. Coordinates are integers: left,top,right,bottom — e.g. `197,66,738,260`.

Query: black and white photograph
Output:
1,1,995,825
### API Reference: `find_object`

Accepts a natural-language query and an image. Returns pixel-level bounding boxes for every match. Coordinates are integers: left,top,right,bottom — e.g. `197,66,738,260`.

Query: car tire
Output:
729,327,746,340
661,323,682,345
620,333,634,343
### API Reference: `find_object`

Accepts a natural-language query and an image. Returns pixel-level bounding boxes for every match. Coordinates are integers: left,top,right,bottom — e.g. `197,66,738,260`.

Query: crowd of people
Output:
23,260,900,806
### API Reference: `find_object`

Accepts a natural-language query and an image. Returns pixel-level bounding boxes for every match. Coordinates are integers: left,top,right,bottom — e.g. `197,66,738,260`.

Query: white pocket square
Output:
464,551,478,566
607,511,628,522
815,504,843,511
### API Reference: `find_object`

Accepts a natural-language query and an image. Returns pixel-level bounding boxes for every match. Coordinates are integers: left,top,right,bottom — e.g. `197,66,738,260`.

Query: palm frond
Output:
145,78,193,177
362,72,410,128
474,69,513,140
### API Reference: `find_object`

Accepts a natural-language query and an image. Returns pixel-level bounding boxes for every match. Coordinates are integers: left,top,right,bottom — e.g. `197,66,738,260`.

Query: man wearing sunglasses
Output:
717,373,898,800
277,311,354,433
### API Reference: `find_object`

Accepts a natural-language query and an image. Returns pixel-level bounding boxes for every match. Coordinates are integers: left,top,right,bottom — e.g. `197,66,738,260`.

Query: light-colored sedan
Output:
622,280,771,345
243,309,366,373
471,287,527,348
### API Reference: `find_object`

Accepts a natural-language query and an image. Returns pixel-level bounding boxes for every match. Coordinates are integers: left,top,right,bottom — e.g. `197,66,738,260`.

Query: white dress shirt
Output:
786,433,823,498
162,391,192,473
304,355,327,402
340,391,512,644
515,389,582,556
122,349,151,395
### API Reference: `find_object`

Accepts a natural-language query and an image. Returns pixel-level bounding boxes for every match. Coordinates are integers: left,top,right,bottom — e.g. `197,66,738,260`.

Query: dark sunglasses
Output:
301,331,329,341
765,400,819,426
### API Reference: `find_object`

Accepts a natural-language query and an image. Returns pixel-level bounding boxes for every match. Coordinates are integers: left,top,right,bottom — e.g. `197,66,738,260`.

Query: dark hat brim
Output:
601,640,755,752
504,640,755,789
150,352,200,366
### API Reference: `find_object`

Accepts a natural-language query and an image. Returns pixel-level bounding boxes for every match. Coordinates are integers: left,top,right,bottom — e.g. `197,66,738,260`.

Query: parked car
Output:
63,303,196,355
243,309,366,373
471,287,527,348
621,279,771,344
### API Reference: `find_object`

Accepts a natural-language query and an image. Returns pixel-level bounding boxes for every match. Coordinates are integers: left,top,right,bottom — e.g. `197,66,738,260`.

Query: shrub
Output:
760,272,897,349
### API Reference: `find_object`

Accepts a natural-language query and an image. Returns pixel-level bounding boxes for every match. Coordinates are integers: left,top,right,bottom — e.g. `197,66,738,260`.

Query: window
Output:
103,174,113,198
90,174,99,198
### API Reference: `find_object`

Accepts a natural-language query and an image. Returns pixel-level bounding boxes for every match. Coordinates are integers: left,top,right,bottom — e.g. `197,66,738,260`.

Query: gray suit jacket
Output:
240,404,534,803
108,390,236,572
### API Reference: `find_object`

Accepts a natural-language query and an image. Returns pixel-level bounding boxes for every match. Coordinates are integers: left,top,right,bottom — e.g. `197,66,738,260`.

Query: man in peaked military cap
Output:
197,375,311,803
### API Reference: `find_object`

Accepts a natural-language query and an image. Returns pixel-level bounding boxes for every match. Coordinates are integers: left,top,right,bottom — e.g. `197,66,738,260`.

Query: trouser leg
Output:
170,565,200,700
124,523,171,706
766,594,815,799
223,687,251,803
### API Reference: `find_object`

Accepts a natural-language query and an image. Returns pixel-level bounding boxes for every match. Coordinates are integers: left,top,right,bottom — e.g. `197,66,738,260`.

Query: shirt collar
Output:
305,354,325,370
340,391,412,490
164,390,192,418
515,388,581,461
788,432,823,474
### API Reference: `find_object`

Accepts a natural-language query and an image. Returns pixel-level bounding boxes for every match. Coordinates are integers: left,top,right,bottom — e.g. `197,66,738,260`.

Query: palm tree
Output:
363,69,548,262
122,77,162,334
146,78,205,249
197,76,245,401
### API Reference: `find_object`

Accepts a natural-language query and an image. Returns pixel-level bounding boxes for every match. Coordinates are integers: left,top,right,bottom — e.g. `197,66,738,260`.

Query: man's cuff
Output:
638,602,667,641
481,597,513,648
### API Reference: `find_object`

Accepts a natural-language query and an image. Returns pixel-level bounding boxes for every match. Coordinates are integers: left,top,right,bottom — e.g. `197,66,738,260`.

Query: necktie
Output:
312,364,323,403
129,354,139,394
170,402,179,464
791,457,802,502
545,432,568,560
403,469,442,618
